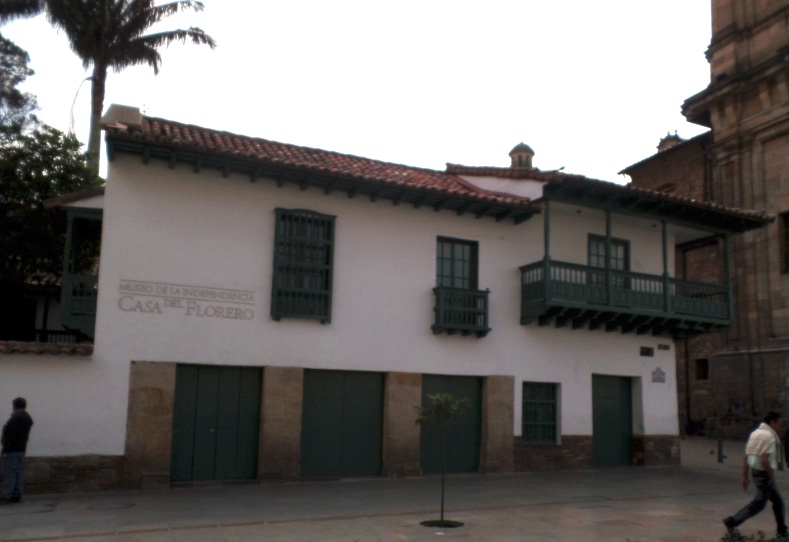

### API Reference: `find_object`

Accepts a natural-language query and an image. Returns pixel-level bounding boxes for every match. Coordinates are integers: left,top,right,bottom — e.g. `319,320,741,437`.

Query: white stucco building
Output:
0,105,771,491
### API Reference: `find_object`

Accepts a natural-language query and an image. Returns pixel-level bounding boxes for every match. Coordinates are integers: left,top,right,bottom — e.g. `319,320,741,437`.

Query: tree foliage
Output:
414,393,469,526
0,0,216,172
0,123,102,285
415,393,470,429
0,35,102,287
0,33,37,130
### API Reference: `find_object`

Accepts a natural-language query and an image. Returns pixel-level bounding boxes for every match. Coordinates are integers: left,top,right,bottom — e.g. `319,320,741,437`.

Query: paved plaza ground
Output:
0,437,780,541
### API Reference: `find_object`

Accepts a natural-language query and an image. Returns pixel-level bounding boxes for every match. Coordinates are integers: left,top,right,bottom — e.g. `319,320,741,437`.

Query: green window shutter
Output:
522,382,558,445
271,208,335,323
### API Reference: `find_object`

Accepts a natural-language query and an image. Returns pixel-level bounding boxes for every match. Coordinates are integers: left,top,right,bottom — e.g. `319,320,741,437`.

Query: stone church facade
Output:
624,0,789,436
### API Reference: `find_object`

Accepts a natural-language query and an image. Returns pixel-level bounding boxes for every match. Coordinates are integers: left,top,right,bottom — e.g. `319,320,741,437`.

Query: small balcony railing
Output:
520,259,731,336
432,286,490,338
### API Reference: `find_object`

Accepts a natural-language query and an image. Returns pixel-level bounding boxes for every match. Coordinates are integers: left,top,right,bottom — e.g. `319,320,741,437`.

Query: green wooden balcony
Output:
520,259,731,338
432,286,491,338
60,273,98,341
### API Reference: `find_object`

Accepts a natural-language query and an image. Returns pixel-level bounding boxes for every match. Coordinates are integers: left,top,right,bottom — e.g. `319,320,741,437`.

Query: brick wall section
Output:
622,134,710,200
514,436,680,471
676,241,727,432
513,436,592,471
25,455,130,494
632,436,681,466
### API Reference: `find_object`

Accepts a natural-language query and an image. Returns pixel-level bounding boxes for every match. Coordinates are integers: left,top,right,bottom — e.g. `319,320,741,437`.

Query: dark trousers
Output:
1,452,26,500
731,469,788,535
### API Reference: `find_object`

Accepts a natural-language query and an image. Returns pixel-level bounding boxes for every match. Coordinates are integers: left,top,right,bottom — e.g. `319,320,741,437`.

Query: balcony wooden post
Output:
61,210,76,320
662,220,671,313
722,234,732,320
543,199,551,294
605,210,612,305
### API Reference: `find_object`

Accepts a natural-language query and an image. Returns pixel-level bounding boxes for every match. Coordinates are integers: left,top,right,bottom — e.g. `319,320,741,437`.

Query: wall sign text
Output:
118,279,255,320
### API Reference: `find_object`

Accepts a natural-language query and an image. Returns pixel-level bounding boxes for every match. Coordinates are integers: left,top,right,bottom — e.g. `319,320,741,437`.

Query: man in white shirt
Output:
724,411,788,539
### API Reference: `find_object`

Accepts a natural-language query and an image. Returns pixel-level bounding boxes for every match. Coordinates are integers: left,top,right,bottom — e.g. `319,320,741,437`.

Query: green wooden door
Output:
301,369,384,478
171,365,262,482
420,374,482,474
592,375,632,467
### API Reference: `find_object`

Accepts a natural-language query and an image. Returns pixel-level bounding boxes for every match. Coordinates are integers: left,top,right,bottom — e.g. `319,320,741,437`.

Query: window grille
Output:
522,382,558,445
271,208,335,323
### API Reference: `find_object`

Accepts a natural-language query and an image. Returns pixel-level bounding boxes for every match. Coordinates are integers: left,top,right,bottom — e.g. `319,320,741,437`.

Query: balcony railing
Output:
520,259,731,337
432,286,490,337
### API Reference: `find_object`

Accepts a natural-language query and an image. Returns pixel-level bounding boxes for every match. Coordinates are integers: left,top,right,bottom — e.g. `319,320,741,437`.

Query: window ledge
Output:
0,341,93,356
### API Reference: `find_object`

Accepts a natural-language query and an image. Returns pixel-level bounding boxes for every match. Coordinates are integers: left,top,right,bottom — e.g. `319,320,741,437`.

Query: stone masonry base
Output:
22,435,680,494
514,435,680,471
24,455,130,494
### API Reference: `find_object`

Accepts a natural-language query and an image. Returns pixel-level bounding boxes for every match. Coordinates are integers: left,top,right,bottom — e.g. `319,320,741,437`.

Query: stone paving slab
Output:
1,437,781,542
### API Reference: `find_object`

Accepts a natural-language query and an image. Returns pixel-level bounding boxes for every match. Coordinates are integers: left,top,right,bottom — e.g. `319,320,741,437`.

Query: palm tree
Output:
0,0,215,172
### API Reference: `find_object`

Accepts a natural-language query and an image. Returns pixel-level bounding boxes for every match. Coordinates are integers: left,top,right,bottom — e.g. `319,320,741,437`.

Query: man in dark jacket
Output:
1,397,34,504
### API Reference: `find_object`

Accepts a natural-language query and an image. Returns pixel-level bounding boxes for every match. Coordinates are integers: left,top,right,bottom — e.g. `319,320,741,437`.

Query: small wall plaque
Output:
658,344,671,351
652,367,666,383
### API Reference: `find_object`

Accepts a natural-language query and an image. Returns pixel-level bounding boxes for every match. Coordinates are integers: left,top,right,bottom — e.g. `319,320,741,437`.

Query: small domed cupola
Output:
657,131,684,153
509,142,535,168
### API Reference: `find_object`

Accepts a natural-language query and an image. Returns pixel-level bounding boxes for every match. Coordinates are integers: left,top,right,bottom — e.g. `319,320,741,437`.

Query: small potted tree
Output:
414,392,469,528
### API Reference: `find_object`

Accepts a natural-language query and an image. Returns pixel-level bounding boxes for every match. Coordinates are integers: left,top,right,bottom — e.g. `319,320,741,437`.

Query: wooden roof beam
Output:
495,209,512,222
412,195,428,209
391,191,406,206
456,202,472,216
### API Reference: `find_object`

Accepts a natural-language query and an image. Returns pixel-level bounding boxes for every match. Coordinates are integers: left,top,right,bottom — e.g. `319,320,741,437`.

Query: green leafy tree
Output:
0,0,216,172
414,393,470,527
0,33,37,130
0,36,101,341
0,123,102,286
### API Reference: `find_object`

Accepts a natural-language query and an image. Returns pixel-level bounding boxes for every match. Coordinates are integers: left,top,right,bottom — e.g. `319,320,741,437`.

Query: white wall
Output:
546,202,674,273
0,155,681,456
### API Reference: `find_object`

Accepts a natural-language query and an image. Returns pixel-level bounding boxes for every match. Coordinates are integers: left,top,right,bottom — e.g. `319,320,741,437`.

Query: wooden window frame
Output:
522,382,559,445
695,358,709,381
588,234,630,288
270,208,335,324
436,237,479,290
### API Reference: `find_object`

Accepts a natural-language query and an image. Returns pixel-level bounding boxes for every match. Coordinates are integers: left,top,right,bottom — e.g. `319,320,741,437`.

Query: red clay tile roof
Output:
447,163,773,228
102,109,771,230
0,341,93,356
104,116,539,214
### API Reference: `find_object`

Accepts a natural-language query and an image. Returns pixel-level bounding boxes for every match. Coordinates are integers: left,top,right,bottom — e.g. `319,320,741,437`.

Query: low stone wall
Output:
514,435,681,471
24,455,131,494
513,436,593,471
632,435,681,466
